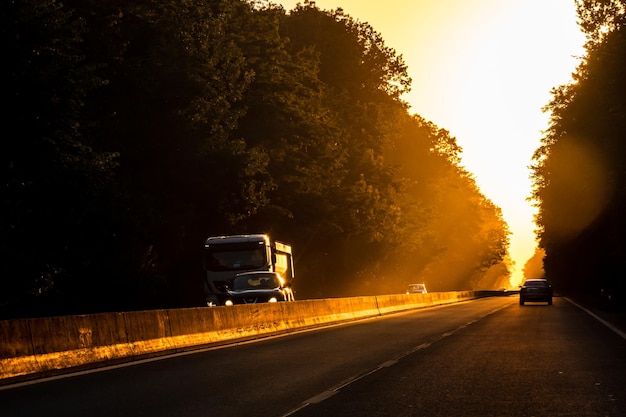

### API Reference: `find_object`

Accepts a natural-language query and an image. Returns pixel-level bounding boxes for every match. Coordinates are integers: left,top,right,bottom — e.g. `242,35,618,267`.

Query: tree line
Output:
1,0,511,319
532,0,626,308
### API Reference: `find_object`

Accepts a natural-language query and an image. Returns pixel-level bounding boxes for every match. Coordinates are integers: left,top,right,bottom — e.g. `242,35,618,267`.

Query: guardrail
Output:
1,291,476,385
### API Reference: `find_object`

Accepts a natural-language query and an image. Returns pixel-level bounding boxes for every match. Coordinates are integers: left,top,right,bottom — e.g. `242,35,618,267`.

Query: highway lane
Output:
1,296,624,416
291,297,626,417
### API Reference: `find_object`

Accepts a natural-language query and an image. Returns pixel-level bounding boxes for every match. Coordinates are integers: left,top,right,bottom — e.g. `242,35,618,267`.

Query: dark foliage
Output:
532,0,626,308
1,0,510,318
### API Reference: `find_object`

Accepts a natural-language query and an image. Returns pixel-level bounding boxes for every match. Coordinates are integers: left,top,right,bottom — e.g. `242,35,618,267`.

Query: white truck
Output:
202,234,295,306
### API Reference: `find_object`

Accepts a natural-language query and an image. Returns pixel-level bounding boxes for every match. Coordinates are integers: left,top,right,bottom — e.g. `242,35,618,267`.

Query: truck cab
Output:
203,234,294,306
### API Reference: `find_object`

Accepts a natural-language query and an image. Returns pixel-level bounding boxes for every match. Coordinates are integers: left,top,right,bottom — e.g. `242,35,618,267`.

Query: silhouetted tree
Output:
532,0,626,306
0,0,513,316
522,248,546,281
0,0,118,317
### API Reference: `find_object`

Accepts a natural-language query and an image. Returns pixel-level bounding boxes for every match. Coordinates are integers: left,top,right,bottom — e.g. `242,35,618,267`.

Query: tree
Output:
576,0,626,45
1,0,513,315
0,0,118,317
523,248,546,280
161,2,419,297
83,0,257,308
531,0,626,305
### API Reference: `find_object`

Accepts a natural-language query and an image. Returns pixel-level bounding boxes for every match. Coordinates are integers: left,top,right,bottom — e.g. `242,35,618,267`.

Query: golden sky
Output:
275,0,586,286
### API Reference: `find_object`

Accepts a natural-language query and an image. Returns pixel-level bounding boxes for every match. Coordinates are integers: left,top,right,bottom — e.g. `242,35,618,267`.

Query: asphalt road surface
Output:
1,296,625,417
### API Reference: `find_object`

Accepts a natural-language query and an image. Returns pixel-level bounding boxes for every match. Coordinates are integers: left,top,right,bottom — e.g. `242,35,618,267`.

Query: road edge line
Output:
564,297,626,340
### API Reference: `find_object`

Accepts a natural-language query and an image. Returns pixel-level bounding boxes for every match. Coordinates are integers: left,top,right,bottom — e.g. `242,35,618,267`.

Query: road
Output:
1,296,625,416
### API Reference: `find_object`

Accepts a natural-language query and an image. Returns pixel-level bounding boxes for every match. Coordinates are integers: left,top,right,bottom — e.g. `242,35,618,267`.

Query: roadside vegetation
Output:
531,0,626,309
1,0,513,318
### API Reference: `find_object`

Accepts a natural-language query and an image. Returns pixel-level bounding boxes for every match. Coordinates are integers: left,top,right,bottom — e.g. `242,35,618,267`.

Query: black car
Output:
519,279,553,305
224,271,294,305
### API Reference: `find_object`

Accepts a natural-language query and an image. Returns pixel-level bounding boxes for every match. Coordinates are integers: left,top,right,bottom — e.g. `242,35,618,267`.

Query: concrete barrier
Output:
0,291,475,384
375,291,473,315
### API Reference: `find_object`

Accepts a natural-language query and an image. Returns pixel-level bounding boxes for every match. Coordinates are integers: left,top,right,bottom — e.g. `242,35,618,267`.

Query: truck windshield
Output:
203,244,267,271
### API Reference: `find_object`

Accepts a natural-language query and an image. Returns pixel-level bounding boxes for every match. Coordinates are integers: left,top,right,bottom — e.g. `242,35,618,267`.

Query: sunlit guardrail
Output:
1,291,478,385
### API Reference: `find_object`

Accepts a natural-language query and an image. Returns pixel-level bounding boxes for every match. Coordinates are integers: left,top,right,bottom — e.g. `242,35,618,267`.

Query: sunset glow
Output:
276,0,587,286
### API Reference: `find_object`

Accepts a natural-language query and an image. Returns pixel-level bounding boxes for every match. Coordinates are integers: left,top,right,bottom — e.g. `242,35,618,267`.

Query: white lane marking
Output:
306,390,338,403
565,297,626,340
279,298,516,416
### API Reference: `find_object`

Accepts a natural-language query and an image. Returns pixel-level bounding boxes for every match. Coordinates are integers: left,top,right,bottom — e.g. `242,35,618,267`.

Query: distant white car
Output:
406,283,427,294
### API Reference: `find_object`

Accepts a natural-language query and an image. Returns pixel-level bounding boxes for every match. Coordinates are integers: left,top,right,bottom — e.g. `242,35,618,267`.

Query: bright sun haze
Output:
276,0,586,286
